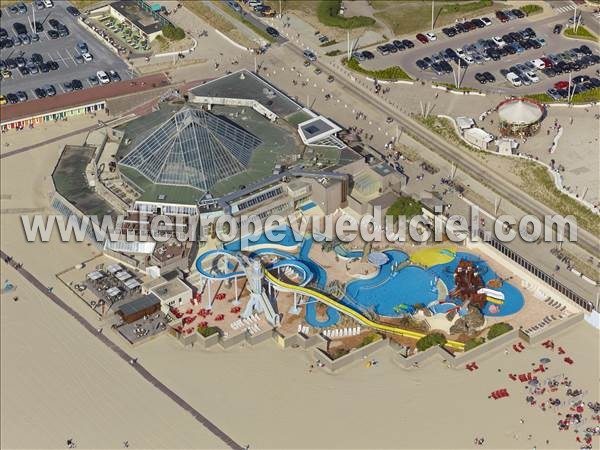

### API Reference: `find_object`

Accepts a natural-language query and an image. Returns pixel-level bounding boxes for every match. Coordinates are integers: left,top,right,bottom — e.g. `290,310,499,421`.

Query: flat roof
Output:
151,278,190,300
0,73,169,125
300,118,334,139
189,70,302,118
111,0,163,35
118,293,160,316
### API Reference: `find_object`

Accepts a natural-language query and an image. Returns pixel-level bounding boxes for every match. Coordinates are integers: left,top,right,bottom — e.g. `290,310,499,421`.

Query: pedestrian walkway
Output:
553,2,577,14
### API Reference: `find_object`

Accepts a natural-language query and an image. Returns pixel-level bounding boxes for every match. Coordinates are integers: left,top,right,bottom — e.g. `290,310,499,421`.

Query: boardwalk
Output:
0,250,244,450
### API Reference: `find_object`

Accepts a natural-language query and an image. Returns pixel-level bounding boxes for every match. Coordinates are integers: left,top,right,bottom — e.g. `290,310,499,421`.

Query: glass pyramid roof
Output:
119,107,261,193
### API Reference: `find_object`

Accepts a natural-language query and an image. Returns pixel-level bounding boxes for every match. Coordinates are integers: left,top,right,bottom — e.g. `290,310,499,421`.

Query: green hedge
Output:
519,4,543,16
317,0,376,29
344,57,412,81
487,323,513,340
162,24,185,41
464,337,485,351
526,88,600,104
440,0,492,14
416,333,447,351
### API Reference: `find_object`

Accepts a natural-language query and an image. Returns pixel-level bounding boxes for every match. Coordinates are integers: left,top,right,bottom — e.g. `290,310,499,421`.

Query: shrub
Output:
344,57,412,81
331,348,350,359
325,49,343,56
197,325,219,337
359,333,381,347
440,0,492,14
162,24,186,41
487,322,513,340
416,333,447,351
519,4,543,16
464,337,485,351
317,0,376,29
387,195,423,220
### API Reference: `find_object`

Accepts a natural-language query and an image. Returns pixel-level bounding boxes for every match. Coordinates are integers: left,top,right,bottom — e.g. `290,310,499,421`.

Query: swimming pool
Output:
345,250,524,318
223,226,304,252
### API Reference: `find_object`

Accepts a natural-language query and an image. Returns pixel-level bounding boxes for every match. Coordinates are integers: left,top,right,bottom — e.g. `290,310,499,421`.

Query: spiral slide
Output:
264,269,465,350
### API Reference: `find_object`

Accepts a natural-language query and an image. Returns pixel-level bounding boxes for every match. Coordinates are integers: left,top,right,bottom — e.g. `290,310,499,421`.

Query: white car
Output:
456,47,465,57
481,17,492,26
531,59,546,70
492,36,505,47
464,55,475,65
425,32,437,41
506,72,522,87
97,70,110,84
526,71,539,83
82,52,93,62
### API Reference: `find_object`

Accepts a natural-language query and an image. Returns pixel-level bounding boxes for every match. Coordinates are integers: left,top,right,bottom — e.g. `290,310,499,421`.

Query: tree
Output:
416,333,447,351
387,195,423,221
162,24,185,41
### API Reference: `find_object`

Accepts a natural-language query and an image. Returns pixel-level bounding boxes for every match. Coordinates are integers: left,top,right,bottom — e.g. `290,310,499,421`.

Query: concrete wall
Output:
452,329,520,365
313,337,388,372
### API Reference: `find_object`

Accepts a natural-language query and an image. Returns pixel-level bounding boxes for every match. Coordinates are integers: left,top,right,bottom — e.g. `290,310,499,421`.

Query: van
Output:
43,0,54,7
506,72,522,87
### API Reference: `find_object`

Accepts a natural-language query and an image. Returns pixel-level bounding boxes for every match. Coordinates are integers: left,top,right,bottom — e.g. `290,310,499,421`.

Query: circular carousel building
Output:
496,98,545,137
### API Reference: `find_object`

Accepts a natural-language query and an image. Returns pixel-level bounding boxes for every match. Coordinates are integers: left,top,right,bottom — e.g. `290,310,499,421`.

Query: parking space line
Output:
58,83,66,93
57,50,68,68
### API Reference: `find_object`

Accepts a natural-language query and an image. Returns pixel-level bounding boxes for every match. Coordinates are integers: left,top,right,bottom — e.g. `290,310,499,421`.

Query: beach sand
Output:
1,117,599,450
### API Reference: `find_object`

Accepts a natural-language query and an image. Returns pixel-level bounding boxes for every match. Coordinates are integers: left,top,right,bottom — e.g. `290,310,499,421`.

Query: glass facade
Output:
120,108,261,192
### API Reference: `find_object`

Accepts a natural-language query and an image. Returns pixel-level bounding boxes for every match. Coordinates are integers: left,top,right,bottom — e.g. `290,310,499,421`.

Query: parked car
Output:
77,42,89,53
108,70,121,82
88,75,99,86
475,72,488,84
97,71,110,84
303,49,316,61
34,87,47,98
74,54,84,64
416,33,428,44
266,26,279,38
16,2,27,14
82,52,93,62
47,30,59,39
546,88,561,100
62,81,74,92
43,84,56,96
362,50,374,59
48,19,60,29
16,91,28,102
71,79,83,90
481,17,492,26
425,32,437,41
483,72,495,83
506,72,522,87
66,6,80,16
416,59,429,70
553,24,562,34
402,39,414,49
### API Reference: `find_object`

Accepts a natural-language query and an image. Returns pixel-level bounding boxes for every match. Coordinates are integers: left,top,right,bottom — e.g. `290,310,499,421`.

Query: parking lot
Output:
0,1,132,101
360,10,600,94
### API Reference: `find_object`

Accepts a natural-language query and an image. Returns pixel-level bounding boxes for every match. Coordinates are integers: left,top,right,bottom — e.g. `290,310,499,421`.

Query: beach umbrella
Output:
540,357,551,364
528,379,539,386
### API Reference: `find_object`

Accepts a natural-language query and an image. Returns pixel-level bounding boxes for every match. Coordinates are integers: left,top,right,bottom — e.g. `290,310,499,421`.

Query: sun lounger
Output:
509,373,517,381
564,357,573,365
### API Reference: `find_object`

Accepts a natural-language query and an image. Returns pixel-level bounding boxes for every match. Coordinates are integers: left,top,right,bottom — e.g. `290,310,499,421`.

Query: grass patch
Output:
154,35,169,52
519,4,543,16
526,88,600,104
183,1,256,49
343,57,411,81
433,82,480,93
515,161,600,237
317,0,376,29
373,0,495,35
564,25,598,42
358,333,382,348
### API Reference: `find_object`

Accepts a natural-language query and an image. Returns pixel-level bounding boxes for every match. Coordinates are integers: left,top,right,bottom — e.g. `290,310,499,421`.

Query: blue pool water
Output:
300,201,317,211
346,250,524,318
223,226,303,252
209,227,524,325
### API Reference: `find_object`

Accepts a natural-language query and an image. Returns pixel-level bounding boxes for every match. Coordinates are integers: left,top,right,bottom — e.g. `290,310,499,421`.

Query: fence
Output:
479,230,594,312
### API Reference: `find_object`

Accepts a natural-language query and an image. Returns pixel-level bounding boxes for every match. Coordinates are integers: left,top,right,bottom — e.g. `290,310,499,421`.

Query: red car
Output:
541,57,553,68
416,33,428,44
554,80,570,90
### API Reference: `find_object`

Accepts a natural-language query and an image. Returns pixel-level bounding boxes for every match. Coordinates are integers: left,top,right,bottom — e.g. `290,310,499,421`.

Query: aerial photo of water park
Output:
2,1,599,447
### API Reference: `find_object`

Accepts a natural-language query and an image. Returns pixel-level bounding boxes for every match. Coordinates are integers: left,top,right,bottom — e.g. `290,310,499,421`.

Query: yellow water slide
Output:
264,270,465,350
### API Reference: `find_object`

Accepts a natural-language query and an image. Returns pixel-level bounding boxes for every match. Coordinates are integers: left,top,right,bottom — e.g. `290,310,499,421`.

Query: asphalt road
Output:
361,10,600,94
0,2,131,100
